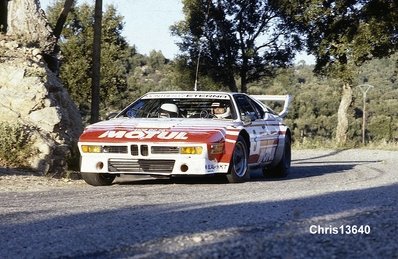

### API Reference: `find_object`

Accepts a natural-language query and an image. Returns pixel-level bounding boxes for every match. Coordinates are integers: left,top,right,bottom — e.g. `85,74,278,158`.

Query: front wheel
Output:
81,173,116,186
226,136,249,183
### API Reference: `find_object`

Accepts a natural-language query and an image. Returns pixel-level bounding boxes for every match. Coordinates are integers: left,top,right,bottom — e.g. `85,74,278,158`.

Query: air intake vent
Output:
151,146,179,154
108,159,175,173
141,145,149,156
131,145,139,156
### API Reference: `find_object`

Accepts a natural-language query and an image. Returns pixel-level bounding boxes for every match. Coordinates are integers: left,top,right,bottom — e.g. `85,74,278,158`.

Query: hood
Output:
79,118,240,143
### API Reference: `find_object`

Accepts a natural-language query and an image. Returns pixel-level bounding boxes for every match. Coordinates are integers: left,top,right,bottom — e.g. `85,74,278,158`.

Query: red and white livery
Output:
78,91,292,186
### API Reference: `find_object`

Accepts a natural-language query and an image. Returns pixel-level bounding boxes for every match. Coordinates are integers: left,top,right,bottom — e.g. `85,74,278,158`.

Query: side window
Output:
123,100,145,118
234,95,259,120
249,99,265,119
121,99,159,118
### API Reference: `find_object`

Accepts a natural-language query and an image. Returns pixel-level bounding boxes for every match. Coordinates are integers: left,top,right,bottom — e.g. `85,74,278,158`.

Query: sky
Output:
40,0,314,64
40,0,184,59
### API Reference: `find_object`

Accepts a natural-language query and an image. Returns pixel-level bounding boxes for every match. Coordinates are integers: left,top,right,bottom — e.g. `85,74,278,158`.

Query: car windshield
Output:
119,97,236,120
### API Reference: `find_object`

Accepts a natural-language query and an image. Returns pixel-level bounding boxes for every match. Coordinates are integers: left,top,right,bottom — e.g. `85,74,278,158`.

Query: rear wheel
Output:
226,136,249,183
81,173,116,186
264,135,291,178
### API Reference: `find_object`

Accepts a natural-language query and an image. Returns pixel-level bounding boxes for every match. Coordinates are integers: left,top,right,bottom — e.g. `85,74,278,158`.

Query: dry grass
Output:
293,138,398,151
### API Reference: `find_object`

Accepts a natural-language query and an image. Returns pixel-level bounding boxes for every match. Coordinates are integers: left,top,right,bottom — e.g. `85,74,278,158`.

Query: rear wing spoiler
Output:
251,95,292,118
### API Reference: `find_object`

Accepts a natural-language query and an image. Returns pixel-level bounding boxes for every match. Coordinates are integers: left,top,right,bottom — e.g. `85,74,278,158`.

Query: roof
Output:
145,90,237,95
143,91,240,100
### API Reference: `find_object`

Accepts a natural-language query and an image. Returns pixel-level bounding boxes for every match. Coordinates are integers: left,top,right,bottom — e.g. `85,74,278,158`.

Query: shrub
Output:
0,122,37,167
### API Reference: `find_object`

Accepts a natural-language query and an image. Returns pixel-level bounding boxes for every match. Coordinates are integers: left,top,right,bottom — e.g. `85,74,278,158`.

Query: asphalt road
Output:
1,149,397,258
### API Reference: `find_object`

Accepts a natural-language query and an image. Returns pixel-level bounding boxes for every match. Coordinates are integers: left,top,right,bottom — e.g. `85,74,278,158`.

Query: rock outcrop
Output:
6,0,56,52
0,37,83,175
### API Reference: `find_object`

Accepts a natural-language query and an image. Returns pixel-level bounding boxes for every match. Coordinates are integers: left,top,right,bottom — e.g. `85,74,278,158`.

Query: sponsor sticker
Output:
98,130,188,140
205,163,229,172
143,93,230,99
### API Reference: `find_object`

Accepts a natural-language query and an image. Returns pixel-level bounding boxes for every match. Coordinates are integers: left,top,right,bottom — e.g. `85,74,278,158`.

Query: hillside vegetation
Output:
256,57,398,147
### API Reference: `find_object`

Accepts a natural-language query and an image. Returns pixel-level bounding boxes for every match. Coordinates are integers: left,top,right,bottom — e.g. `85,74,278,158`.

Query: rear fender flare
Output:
270,129,291,168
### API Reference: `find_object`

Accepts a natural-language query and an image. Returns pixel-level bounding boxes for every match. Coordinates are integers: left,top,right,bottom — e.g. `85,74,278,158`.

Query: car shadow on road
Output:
115,175,229,185
292,149,350,163
115,157,382,185
250,156,383,182
249,163,355,182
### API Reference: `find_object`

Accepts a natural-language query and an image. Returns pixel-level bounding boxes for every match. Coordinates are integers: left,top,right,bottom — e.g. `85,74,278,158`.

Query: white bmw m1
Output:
78,91,292,186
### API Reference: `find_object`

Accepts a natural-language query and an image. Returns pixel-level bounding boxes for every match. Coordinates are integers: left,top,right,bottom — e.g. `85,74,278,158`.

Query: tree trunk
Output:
0,0,8,32
90,0,102,123
53,0,75,40
336,83,353,145
240,56,248,93
227,73,238,92
240,68,248,93
7,0,55,51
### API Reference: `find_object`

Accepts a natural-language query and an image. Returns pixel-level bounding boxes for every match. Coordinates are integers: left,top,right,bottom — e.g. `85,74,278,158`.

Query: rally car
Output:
78,91,292,186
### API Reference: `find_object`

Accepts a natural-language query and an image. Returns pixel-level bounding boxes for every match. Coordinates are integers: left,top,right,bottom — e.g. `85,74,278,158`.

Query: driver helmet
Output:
160,103,179,117
211,102,231,119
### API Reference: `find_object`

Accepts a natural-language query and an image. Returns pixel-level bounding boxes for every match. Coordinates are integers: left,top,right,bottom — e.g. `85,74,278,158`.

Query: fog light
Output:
180,164,189,172
82,145,102,153
96,162,104,170
180,146,203,155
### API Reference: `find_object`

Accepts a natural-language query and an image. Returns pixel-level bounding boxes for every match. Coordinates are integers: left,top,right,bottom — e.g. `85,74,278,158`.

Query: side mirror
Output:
242,115,253,126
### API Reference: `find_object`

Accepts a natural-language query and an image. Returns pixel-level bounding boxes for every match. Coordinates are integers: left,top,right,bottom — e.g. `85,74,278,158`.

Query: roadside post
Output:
357,84,374,145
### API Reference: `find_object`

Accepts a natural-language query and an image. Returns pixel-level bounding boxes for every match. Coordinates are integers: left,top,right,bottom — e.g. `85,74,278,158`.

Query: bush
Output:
0,122,37,167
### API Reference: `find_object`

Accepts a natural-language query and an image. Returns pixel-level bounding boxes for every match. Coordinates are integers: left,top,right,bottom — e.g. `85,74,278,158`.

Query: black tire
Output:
265,134,291,178
226,136,249,183
81,173,116,186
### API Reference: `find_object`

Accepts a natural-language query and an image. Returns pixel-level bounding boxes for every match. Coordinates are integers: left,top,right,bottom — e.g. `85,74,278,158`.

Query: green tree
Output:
46,1,133,122
272,0,398,145
354,54,398,142
148,50,166,70
126,51,185,101
171,0,301,93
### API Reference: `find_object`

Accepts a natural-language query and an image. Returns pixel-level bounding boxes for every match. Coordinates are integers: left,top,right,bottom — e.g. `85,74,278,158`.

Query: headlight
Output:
81,145,102,153
180,146,203,155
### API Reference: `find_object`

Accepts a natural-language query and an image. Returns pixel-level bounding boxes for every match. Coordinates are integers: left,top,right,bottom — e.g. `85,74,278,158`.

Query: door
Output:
234,95,279,165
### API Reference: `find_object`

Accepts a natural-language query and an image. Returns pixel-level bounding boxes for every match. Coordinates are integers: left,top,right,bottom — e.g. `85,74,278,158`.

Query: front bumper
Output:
79,142,230,176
